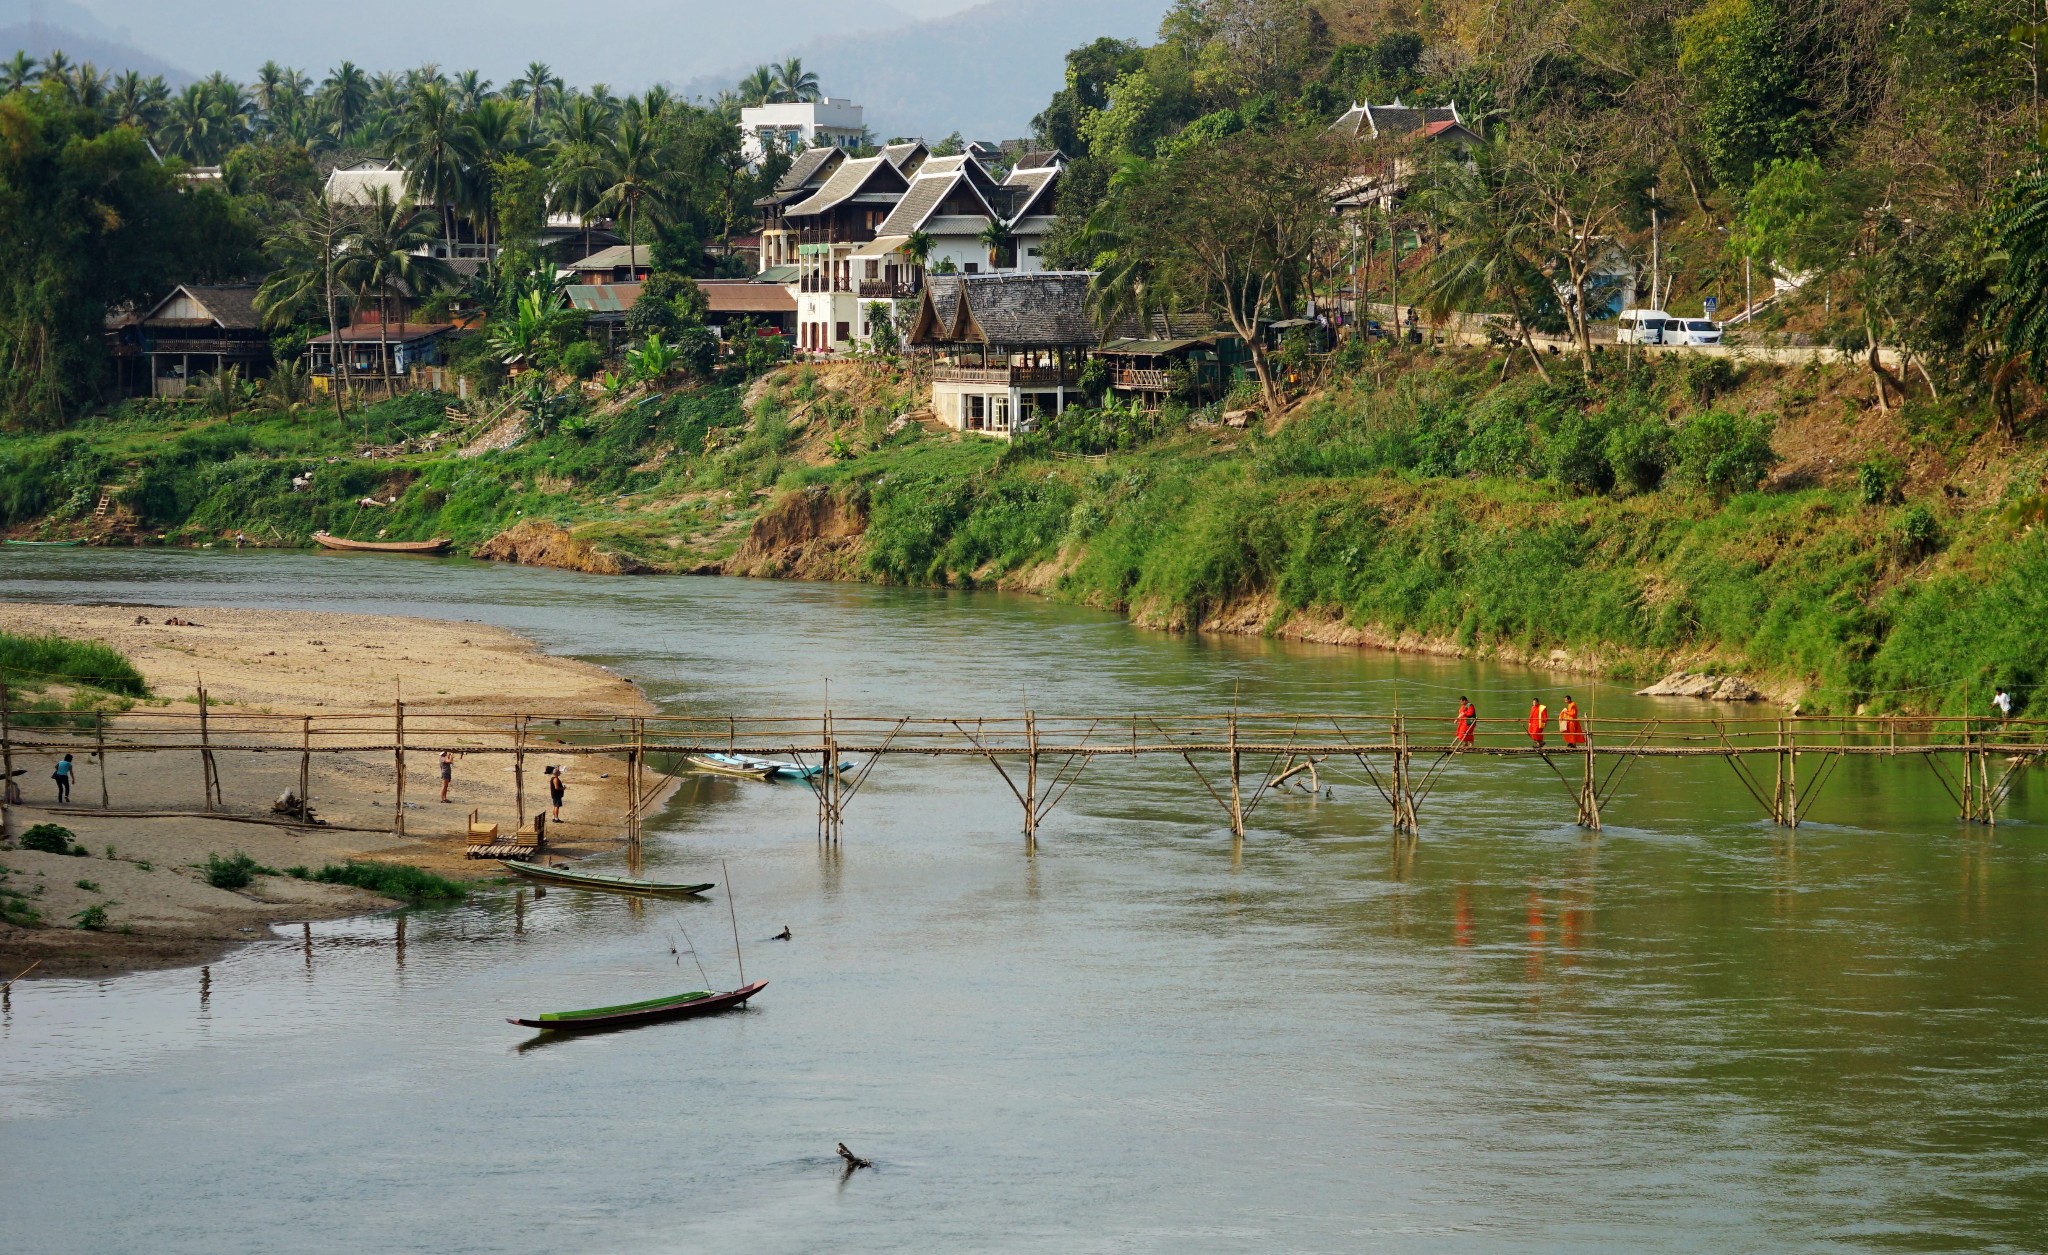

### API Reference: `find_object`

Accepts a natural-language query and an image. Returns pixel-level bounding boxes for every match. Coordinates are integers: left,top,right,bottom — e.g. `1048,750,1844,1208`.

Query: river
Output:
1,551,2045,1253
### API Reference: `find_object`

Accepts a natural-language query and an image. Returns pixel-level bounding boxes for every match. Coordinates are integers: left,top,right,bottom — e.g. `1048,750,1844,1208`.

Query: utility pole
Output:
1649,186,1661,309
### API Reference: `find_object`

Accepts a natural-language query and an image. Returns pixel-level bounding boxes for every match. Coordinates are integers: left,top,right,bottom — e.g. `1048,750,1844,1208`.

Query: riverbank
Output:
0,602,654,979
5,352,2044,714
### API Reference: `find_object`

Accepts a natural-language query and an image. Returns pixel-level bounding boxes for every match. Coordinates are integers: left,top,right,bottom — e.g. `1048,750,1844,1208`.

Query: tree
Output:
903,229,935,274
597,114,671,261
978,216,1015,267
738,66,777,107
772,58,821,103
1,52,36,94
335,187,454,392
397,83,463,242
624,272,708,339
1508,118,1650,374
321,61,370,139
1420,142,1557,382
256,192,363,425
1106,126,1350,416
509,61,562,123
0,93,255,425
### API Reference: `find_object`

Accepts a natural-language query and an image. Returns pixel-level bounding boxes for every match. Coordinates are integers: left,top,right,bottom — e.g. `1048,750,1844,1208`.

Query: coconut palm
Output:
256,192,364,422
457,97,528,265
453,69,491,111
509,61,562,123
159,82,224,163
321,62,370,138
738,65,777,107
1417,144,1555,382
254,61,288,117
336,187,456,392
63,63,108,113
36,50,70,84
596,113,670,262
903,229,935,275
978,216,1014,268
772,57,820,103
107,71,164,132
2,52,37,93
397,83,463,240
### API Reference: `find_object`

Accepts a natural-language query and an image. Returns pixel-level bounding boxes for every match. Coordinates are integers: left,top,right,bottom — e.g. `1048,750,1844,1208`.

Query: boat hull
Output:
507,980,767,1031
497,859,713,898
312,531,453,554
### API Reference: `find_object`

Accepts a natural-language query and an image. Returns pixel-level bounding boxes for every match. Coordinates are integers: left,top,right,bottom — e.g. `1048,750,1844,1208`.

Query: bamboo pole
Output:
298,716,311,817
1024,709,1039,844
513,716,526,830
1228,712,1243,840
96,709,109,809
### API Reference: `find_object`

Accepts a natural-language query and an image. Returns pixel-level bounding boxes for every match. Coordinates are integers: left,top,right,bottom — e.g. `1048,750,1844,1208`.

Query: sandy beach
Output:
0,602,658,979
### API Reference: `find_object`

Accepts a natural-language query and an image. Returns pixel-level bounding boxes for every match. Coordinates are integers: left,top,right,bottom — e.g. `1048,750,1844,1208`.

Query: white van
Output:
1616,309,1680,345
1670,318,1722,346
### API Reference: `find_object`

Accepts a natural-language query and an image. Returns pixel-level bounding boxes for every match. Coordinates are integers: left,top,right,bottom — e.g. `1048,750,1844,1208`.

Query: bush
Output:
1605,418,1671,493
678,327,719,378
1681,355,1738,404
556,339,605,380
1897,503,1941,557
21,823,86,855
71,903,107,930
294,861,467,901
202,851,270,890
1671,409,1779,496
1856,453,1906,505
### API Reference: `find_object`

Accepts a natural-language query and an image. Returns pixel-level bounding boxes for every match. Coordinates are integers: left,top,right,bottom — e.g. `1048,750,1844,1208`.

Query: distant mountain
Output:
0,0,194,83
689,0,1166,140
57,0,917,89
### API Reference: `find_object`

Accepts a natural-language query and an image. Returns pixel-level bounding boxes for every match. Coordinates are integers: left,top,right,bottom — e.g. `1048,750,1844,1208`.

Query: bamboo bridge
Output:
1,687,2040,847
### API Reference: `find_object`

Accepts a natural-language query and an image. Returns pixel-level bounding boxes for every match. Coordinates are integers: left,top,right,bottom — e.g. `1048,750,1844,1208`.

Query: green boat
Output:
508,980,767,1031
4,539,81,547
498,859,713,897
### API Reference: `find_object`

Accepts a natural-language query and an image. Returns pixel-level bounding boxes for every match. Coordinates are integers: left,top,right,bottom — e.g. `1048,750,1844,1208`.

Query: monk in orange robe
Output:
1560,696,1589,748
1455,697,1476,746
1527,699,1548,747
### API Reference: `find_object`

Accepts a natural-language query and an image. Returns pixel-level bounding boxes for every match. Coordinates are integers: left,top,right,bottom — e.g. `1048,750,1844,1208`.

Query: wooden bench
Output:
466,812,545,860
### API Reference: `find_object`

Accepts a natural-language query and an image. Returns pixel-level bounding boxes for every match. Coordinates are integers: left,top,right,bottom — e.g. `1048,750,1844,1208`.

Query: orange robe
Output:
1560,701,1589,747
1527,702,1548,746
1455,702,1476,745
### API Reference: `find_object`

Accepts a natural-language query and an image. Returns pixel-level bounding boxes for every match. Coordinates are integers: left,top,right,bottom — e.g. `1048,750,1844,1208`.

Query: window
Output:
865,260,880,279
1687,321,1716,331
965,263,979,274
835,321,851,343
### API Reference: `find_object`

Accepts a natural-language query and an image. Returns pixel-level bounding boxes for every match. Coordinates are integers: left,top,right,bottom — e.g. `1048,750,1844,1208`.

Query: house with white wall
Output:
741,99,868,164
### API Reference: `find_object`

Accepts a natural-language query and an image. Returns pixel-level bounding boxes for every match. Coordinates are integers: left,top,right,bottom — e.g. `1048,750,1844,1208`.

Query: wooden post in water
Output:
1227,711,1244,840
1023,710,1039,846
820,706,840,844
298,716,311,818
392,694,406,837
625,716,643,843
513,716,527,830
96,710,110,809
1579,748,1601,830
1785,718,1799,829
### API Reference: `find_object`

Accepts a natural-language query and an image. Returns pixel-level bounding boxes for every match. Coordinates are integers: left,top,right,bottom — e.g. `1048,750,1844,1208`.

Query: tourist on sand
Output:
548,765,566,821
438,751,455,802
1455,697,1476,747
1560,696,1589,748
1527,698,1549,748
1994,687,2014,725
52,753,73,804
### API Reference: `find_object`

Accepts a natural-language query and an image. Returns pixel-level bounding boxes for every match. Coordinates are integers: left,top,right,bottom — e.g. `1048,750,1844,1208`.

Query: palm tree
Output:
3,52,38,94
772,57,820,103
256,191,365,424
107,71,161,132
596,113,670,264
64,63,108,113
978,216,1014,268
738,65,776,107
1418,144,1554,382
159,82,223,163
709,89,745,124
548,95,615,254
398,83,463,242
336,187,456,393
202,72,255,151
509,61,562,124
904,229,935,276
254,61,288,118
368,71,406,121
457,97,528,267
322,62,371,139
453,69,491,112
36,50,70,84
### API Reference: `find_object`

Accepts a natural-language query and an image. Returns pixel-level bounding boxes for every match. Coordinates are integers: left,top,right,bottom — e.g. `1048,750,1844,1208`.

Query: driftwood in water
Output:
837,1143,871,1170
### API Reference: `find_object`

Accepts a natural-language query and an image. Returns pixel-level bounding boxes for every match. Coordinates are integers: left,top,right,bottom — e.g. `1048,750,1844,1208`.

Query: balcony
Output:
1112,368,1173,391
859,279,921,299
933,365,1081,387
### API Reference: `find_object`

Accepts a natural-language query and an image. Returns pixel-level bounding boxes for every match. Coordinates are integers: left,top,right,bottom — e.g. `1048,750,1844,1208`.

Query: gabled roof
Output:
565,283,642,317
697,282,797,314
569,244,654,271
1011,149,1066,171
875,167,1000,237
140,284,265,330
326,164,410,206
310,322,459,344
908,272,1098,348
879,141,928,175
1327,100,1465,141
1001,165,1060,220
783,155,909,218
778,146,844,194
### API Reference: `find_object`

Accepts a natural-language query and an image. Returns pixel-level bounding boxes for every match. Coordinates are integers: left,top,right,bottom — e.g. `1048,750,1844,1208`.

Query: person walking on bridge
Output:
1560,696,1589,748
1455,697,1477,748
1527,698,1549,748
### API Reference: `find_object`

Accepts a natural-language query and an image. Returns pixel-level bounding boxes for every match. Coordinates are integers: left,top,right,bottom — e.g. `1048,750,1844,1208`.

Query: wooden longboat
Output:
311,531,453,554
507,980,767,1032
3,539,82,547
686,753,779,781
498,859,713,898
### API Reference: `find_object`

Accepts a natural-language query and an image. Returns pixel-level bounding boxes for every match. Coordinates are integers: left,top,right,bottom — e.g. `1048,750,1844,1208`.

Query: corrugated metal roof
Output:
566,284,643,315
309,322,459,343
569,245,654,270
699,282,796,313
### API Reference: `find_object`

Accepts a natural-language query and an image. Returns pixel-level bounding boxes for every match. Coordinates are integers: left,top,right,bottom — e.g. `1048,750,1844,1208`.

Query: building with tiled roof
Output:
1328,100,1482,213
906,272,1097,439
